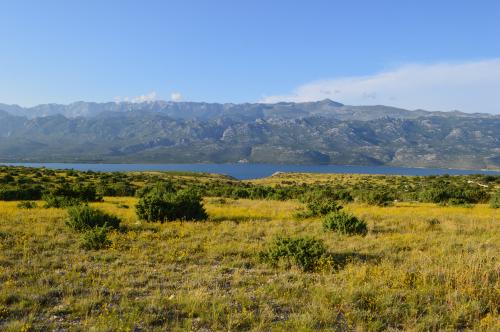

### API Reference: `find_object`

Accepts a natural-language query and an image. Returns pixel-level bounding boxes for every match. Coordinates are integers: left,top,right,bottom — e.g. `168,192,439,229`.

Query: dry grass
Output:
248,172,399,186
0,195,499,330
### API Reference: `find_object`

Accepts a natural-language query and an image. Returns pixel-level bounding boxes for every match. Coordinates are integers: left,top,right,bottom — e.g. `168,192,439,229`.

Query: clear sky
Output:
1,0,500,113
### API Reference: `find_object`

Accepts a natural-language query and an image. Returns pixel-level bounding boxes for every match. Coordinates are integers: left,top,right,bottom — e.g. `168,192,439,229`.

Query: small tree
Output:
323,211,368,236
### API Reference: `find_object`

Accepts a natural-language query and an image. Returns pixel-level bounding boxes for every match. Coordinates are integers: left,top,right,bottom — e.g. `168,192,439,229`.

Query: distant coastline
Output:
2,162,499,180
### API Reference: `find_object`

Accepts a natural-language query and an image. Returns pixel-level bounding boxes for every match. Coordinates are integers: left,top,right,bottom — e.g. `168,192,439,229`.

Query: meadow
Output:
0,167,499,331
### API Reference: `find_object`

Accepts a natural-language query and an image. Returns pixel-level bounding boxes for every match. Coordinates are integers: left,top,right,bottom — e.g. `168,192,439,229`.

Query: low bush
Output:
260,236,327,272
42,183,103,208
0,305,9,320
97,182,136,197
212,197,227,205
425,218,441,231
43,194,83,208
332,189,354,203
17,201,37,209
0,174,15,184
490,191,500,209
297,195,342,218
447,198,473,207
307,197,341,216
81,226,111,250
0,185,43,201
323,211,368,236
46,183,102,202
418,183,489,204
136,188,208,222
136,181,176,198
301,188,353,204
66,205,121,232
357,190,393,206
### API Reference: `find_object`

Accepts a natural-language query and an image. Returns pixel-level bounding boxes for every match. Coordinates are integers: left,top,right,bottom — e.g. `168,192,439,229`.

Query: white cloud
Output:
114,91,157,103
261,59,500,114
131,91,157,103
170,92,182,102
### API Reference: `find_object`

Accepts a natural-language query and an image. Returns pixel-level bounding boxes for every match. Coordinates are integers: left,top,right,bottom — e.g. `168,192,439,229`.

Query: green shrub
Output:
297,196,342,218
460,188,489,203
358,190,393,206
81,226,111,250
0,185,43,201
418,182,489,204
17,201,37,209
323,211,368,236
42,183,103,208
447,198,473,207
490,191,500,209
45,183,102,203
0,305,9,319
136,188,208,222
66,205,121,232
136,181,176,198
211,197,227,205
301,188,353,203
43,194,83,208
231,188,250,199
97,182,136,197
308,197,341,216
333,189,354,203
0,174,15,184
425,218,441,231
260,236,327,272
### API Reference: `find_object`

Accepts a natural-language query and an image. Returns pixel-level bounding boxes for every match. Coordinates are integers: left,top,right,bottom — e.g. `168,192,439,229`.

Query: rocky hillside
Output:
0,100,498,169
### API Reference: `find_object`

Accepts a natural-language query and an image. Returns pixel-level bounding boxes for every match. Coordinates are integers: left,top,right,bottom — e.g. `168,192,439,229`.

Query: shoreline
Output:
1,162,499,180
1,161,499,172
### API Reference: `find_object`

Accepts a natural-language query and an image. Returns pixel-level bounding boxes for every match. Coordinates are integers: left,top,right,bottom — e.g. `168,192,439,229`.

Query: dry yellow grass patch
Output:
0,197,498,331
249,172,394,186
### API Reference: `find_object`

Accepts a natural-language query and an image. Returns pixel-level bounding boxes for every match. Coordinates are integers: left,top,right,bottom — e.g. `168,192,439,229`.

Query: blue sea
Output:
2,163,499,180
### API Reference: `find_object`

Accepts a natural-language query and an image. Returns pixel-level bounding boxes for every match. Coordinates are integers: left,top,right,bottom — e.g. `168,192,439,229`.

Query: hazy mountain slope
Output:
1,99,495,120
0,102,498,169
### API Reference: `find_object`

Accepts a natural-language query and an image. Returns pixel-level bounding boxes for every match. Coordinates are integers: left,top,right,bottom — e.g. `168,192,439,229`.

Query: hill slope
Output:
0,100,498,169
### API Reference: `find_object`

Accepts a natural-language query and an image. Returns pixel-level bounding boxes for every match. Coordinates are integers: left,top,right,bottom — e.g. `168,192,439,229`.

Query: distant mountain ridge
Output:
0,99,495,120
0,100,498,169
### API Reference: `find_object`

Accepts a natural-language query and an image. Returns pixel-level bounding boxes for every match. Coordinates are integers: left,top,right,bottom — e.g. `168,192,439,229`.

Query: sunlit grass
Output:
0,195,499,330
204,197,300,222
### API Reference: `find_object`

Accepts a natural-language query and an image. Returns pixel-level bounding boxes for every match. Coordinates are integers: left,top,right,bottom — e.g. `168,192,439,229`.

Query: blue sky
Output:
1,0,500,113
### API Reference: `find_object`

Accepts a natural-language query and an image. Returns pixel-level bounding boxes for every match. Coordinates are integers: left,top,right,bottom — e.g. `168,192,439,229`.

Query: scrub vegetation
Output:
0,166,498,331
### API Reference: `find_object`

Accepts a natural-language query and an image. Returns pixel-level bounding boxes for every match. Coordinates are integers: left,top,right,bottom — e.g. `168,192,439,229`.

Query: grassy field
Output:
0,184,499,331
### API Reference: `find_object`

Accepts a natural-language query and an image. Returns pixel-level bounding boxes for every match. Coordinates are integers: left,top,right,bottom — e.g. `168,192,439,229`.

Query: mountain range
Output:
0,100,498,169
